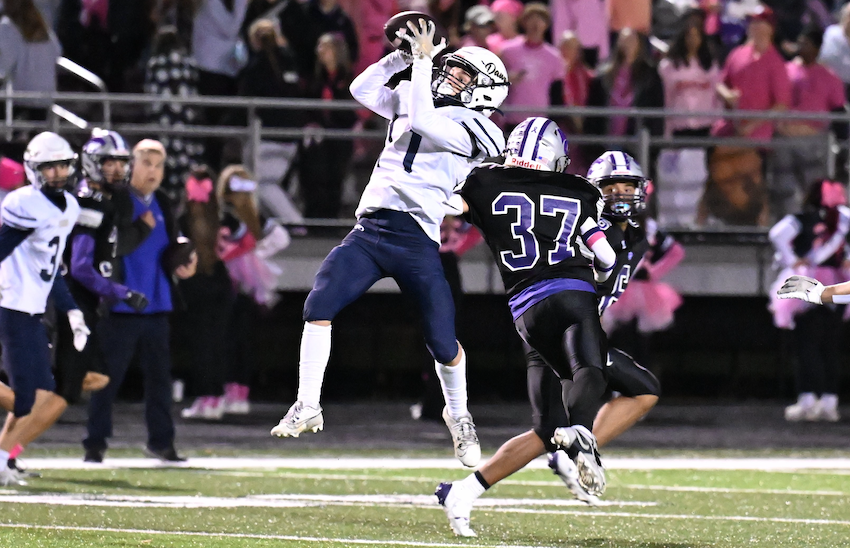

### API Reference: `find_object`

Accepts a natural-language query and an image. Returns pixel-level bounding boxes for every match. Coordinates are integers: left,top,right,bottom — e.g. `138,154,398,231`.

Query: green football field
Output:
2,451,849,548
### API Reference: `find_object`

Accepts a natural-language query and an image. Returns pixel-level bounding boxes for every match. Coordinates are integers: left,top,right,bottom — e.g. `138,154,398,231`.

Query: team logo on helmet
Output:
504,117,570,173
431,46,510,116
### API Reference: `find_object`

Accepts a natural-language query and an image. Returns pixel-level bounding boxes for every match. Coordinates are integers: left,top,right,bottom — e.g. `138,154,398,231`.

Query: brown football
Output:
384,11,448,54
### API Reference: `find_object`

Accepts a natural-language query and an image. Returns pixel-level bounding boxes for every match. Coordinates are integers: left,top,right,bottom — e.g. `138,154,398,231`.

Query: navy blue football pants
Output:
0,307,55,417
303,210,459,364
84,314,175,452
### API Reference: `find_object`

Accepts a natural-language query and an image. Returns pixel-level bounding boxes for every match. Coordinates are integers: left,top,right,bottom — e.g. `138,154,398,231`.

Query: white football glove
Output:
398,19,447,61
67,309,90,351
776,275,825,305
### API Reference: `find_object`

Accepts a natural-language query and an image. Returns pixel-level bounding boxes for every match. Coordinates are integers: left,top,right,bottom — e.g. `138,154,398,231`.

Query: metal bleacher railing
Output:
3,85,847,236
8,85,842,295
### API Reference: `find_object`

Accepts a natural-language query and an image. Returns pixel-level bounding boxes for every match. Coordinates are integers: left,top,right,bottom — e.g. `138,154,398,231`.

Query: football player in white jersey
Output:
0,132,90,485
271,19,509,467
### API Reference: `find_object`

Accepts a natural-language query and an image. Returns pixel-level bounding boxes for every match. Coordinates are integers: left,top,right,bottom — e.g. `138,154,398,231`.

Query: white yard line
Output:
0,492,654,508
21,456,850,471
201,471,849,497
0,523,554,548
0,493,848,528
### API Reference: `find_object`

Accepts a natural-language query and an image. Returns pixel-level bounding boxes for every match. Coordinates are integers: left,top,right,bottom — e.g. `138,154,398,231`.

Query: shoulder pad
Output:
0,186,50,230
451,109,505,158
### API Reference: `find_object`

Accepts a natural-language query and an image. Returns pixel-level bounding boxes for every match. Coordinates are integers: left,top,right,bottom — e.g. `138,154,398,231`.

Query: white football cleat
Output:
181,396,225,420
435,482,476,537
442,407,480,467
552,425,606,497
271,401,324,437
784,401,820,422
0,466,26,487
548,449,600,506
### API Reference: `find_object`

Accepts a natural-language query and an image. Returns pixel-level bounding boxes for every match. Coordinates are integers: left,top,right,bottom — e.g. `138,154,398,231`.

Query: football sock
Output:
8,444,23,460
455,471,488,501
566,367,607,430
436,348,469,419
296,323,332,409
473,471,491,490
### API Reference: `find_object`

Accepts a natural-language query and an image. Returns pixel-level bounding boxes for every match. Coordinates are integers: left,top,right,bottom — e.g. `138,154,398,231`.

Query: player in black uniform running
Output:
436,147,662,537
435,117,617,536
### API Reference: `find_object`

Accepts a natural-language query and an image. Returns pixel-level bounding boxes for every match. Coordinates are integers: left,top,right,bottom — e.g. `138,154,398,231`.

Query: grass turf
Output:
1,457,848,547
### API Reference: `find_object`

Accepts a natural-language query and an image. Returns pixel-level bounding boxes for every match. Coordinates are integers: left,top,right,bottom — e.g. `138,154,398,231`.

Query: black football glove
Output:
124,290,149,312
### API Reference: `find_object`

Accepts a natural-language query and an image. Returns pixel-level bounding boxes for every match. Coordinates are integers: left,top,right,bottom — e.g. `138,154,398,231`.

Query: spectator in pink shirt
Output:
551,0,609,68
773,24,847,218
499,3,566,128
460,5,495,49
487,0,522,54
558,31,594,174
659,18,721,137
714,7,791,140
586,28,664,140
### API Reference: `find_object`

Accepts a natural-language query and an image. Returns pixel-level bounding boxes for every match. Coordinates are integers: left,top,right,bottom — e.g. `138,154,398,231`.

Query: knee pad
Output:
302,290,336,323
13,391,35,418
426,339,458,365
532,424,559,453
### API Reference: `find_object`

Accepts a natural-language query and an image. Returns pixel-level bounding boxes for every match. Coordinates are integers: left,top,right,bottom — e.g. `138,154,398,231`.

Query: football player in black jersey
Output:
436,148,662,537
1,130,158,473
435,118,617,536
56,129,155,407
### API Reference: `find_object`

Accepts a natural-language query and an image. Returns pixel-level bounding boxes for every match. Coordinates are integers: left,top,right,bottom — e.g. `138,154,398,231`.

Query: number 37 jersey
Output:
460,163,604,298
0,185,80,314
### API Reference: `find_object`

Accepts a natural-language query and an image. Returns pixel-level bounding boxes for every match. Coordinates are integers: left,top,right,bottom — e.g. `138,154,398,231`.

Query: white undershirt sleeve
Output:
769,215,801,268
349,51,410,120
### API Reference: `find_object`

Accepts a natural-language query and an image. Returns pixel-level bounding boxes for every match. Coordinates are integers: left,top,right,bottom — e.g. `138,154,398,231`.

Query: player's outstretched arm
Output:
349,50,411,120
779,275,850,304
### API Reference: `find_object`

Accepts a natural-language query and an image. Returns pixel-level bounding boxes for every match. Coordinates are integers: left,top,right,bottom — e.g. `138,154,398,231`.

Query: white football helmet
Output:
504,117,570,172
587,150,647,220
81,128,131,186
432,46,509,115
23,131,78,193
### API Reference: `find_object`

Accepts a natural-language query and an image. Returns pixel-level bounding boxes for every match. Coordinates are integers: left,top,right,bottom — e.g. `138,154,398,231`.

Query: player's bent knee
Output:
533,425,559,453
428,339,459,365
302,292,338,323
636,394,659,412
13,394,35,418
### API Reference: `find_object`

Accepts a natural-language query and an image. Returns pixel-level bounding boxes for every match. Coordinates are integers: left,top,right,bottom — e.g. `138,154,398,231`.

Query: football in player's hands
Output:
162,236,196,274
384,11,448,54
777,275,825,304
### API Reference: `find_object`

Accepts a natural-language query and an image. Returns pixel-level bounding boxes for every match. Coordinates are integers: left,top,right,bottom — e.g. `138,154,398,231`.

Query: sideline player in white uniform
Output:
271,20,509,467
0,132,90,485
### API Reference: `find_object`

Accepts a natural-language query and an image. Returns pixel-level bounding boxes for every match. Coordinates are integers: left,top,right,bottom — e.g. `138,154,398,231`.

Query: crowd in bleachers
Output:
2,0,850,225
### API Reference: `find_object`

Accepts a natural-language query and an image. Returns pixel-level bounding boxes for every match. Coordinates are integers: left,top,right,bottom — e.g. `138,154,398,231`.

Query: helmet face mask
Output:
600,179,646,220
23,132,78,195
82,129,131,188
504,117,570,172
587,151,647,220
431,46,509,115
